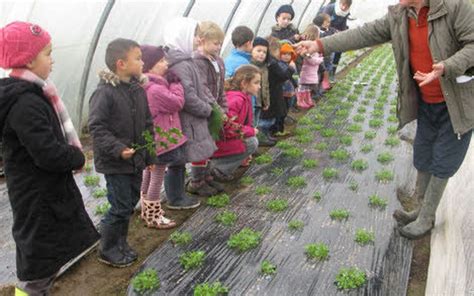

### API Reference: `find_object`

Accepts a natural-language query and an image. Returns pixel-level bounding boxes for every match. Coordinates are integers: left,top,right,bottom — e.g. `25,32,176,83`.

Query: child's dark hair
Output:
105,38,140,72
313,13,330,27
231,26,254,47
341,0,352,6
225,64,261,91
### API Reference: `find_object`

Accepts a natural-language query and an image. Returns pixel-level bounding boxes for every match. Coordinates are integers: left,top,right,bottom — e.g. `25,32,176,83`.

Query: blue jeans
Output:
103,173,142,225
253,106,262,127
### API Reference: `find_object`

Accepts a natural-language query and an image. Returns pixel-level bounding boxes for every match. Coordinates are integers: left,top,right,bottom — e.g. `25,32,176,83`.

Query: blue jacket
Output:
224,48,251,78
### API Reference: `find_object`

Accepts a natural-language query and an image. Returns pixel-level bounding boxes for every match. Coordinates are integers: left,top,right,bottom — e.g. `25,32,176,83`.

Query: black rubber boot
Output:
165,165,200,210
187,165,218,197
98,222,135,267
118,222,138,261
399,176,448,240
257,132,276,147
393,171,431,226
206,174,225,192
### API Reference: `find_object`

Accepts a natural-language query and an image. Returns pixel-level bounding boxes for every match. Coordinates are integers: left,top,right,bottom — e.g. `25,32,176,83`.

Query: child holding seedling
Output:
89,38,155,267
139,45,189,229
210,65,260,181
0,21,99,294
191,21,229,195
163,17,219,199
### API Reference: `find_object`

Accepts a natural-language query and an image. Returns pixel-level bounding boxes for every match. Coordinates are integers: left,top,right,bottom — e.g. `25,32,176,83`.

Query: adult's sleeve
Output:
320,13,392,54
441,0,474,79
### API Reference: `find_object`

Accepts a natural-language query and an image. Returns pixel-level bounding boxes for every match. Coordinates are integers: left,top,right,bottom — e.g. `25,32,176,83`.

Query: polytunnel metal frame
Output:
223,0,242,34
255,0,273,35
76,0,115,131
72,0,325,134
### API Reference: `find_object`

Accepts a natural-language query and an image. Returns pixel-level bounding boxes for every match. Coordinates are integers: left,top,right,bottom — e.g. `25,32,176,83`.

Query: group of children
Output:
0,2,353,294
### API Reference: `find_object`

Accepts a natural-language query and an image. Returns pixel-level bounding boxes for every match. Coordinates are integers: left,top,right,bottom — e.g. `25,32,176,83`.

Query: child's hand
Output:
289,61,296,69
165,70,181,83
263,105,269,111
294,34,301,41
254,128,259,135
121,148,135,160
148,164,156,171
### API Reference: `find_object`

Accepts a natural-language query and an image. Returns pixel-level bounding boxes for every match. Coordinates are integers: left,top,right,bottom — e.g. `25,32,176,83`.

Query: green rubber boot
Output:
399,176,448,240
393,171,431,225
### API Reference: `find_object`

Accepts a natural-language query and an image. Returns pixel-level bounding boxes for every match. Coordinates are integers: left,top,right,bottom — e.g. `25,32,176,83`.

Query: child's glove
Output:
165,71,181,83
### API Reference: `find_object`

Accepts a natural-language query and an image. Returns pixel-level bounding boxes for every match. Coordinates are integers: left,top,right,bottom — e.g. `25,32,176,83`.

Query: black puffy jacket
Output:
88,70,156,174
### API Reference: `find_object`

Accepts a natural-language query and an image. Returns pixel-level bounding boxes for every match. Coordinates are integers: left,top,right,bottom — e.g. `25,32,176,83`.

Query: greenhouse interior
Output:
0,0,473,295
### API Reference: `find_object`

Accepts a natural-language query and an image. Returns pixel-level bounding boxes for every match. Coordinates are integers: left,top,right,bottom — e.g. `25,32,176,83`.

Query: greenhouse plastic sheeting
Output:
0,0,108,130
426,141,474,295
1,0,397,131
188,0,238,29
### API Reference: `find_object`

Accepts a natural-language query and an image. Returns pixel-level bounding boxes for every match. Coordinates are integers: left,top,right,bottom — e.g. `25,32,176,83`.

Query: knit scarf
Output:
9,68,82,149
335,1,350,17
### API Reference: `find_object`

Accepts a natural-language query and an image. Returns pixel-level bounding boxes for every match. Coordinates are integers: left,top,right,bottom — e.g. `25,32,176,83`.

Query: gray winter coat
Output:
166,48,217,162
320,0,474,135
193,52,228,113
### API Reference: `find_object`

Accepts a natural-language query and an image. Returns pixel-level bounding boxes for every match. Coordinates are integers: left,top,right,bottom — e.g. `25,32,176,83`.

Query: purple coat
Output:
193,52,228,113
144,73,187,156
299,53,324,85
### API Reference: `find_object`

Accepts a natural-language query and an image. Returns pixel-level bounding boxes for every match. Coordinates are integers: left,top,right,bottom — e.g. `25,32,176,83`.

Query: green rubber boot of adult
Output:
393,171,431,226
399,176,448,240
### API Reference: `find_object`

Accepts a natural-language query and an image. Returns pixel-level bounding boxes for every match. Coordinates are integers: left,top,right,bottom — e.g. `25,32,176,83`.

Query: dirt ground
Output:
0,52,430,296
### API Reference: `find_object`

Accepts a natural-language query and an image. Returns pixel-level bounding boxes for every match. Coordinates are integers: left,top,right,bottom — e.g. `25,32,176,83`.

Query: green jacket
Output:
321,0,474,135
251,60,270,108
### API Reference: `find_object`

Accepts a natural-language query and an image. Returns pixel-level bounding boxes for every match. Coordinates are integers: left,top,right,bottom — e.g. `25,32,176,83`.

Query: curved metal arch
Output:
76,0,115,133
224,0,242,34
297,0,313,29
255,0,273,36
183,0,196,17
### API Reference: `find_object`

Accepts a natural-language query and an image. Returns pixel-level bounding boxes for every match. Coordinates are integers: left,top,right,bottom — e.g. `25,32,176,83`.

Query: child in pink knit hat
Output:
0,21,99,295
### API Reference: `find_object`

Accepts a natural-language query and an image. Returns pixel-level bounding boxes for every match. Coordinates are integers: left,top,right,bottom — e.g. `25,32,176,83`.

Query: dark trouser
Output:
271,116,286,134
16,273,57,296
332,52,342,66
286,96,296,109
103,173,142,225
414,100,472,178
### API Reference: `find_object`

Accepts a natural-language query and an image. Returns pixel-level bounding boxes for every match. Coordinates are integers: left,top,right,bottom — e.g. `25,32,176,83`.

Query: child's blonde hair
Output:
302,24,320,41
198,21,225,43
225,64,261,91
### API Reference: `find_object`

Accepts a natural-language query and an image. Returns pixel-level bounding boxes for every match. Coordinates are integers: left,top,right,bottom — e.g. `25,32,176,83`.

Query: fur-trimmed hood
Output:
97,69,147,87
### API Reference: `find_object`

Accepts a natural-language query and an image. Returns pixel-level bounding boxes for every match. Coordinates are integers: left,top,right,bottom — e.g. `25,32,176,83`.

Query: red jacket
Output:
213,90,255,158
